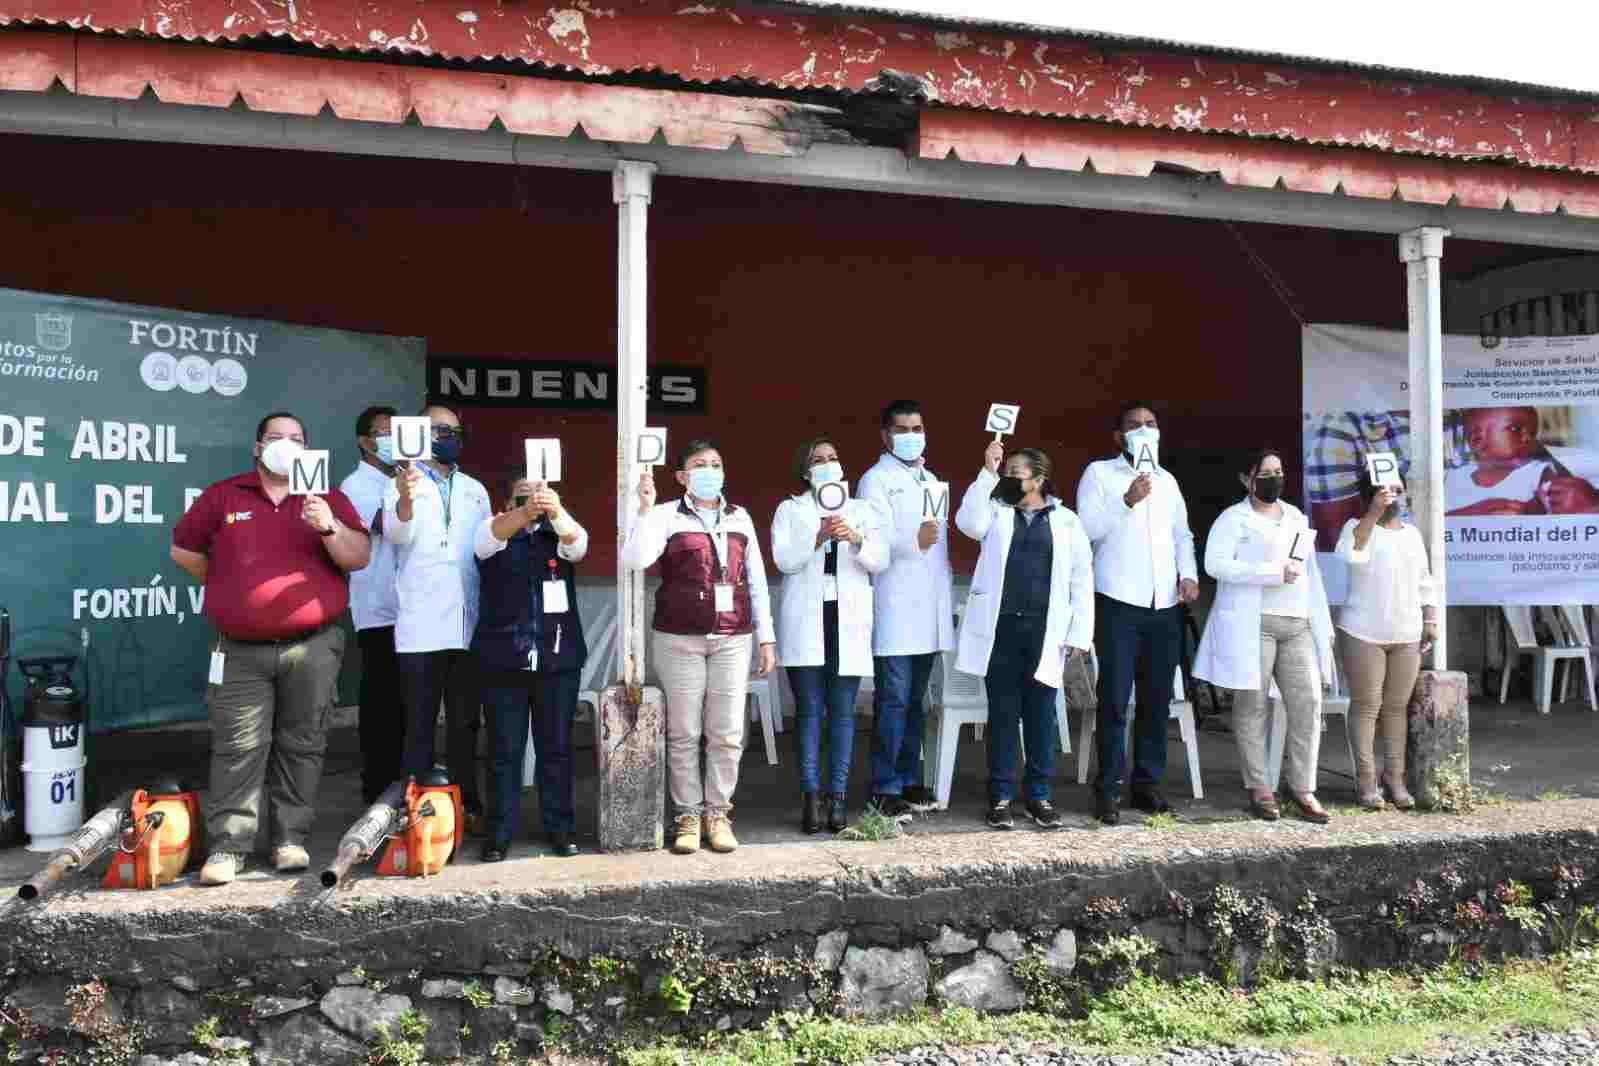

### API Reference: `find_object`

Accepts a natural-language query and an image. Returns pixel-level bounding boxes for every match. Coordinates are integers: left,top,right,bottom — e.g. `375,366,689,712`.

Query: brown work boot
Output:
670,814,702,855
704,813,738,854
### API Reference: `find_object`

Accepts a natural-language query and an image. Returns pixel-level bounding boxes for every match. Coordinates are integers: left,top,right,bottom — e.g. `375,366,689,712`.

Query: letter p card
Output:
1366,451,1402,489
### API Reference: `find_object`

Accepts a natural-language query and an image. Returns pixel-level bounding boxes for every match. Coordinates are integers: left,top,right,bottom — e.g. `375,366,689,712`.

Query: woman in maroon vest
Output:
621,439,777,856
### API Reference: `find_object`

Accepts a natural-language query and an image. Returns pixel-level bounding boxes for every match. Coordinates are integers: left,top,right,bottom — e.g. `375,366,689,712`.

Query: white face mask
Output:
259,437,303,477
809,461,844,485
1123,426,1160,471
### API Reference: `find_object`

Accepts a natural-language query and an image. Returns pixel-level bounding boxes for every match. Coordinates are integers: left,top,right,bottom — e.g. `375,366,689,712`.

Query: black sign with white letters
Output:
428,357,707,413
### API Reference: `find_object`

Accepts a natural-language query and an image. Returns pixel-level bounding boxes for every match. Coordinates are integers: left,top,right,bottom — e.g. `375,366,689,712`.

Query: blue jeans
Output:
1094,594,1181,799
871,652,936,795
985,614,1057,804
481,666,579,843
787,649,862,794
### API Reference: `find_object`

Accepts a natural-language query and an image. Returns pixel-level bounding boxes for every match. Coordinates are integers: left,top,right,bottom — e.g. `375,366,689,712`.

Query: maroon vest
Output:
652,505,755,637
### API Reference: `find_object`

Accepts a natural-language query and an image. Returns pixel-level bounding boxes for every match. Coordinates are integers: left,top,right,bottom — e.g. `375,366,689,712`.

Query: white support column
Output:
614,160,655,690
1400,226,1450,668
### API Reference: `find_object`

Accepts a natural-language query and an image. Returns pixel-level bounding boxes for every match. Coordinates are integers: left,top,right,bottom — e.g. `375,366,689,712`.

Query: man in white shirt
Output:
858,400,955,817
386,402,495,830
1075,401,1198,824
338,404,402,804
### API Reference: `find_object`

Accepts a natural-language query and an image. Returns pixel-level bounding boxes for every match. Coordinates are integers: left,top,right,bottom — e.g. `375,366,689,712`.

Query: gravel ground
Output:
857,1028,1599,1066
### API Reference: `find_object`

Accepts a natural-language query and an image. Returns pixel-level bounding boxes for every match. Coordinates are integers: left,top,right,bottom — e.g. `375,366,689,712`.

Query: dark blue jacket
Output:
472,521,587,676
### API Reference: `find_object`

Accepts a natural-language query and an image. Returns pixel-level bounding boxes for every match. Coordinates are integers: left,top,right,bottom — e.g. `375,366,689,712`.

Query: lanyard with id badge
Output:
529,557,571,671
699,510,736,614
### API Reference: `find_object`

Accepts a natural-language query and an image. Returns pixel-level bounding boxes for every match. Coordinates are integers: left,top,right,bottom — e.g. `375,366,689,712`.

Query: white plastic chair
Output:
744,675,781,766
1266,653,1355,793
920,652,1076,810
1499,605,1596,715
1075,655,1204,800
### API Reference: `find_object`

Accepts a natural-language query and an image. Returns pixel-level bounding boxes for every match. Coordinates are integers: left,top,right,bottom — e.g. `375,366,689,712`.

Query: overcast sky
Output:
789,0,1599,95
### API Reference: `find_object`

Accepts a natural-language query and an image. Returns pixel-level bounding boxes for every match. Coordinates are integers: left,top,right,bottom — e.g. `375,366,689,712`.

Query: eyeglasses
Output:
430,426,464,441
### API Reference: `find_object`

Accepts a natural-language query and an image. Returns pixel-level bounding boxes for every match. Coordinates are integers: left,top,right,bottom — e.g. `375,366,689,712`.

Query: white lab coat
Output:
857,452,955,658
339,461,399,631
953,470,1096,686
771,493,890,676
1193,499,1334,691
382,466,493,654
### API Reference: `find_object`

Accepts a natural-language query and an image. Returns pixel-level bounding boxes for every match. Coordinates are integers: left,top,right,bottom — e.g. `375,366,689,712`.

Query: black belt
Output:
225,621,338,646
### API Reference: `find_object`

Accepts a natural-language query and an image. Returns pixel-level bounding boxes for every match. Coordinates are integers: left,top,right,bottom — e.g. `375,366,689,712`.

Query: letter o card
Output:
985,403,1020,437
391,416,432,463
289,450,330,495
815,480,849,516
526,439,562,483
1366,451,1402,489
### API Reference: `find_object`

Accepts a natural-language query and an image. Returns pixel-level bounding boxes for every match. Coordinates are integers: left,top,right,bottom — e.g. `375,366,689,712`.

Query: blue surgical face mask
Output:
809,461,844,485
890,432,926,463
686,466,724,501
374,435,395,465
432,436,463,466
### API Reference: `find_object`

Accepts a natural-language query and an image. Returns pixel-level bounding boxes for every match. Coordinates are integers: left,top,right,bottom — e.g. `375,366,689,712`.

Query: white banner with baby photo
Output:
1302,323,1599,606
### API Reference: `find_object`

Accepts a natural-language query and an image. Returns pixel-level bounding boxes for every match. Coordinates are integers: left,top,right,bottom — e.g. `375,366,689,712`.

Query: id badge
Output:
527,646,539,672
543,579,570,614
714,583,735,613
822,576,839,602
208,650,226,686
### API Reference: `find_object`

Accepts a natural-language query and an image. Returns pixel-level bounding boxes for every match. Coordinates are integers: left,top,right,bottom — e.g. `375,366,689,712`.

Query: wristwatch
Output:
320,525,337,537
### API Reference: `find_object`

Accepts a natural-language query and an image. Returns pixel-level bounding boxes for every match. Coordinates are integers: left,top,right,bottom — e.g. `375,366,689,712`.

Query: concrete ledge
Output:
5,800,1598,981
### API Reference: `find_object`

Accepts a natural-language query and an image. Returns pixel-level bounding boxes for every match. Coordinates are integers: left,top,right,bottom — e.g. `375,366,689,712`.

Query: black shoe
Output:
802,792,823,835
828,793,849,834
985,801,1015,830
901,785,937,810
479,841,508,863
871,794,914,820
547,832,578,858
1094,795,1121,826
1025,799,1064,830
1130,787,1173,815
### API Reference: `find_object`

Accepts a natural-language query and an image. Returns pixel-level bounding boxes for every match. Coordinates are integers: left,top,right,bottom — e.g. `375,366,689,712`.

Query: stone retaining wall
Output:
3,820,1598,1065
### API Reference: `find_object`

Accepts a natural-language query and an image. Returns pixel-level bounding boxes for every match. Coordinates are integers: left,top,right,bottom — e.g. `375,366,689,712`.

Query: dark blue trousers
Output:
481,666,580,843
1093,594,1181,799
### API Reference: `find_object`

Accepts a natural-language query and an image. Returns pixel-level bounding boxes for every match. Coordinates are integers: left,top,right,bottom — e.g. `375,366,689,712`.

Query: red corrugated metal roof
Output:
9,30,1599,222
3,0,1598,174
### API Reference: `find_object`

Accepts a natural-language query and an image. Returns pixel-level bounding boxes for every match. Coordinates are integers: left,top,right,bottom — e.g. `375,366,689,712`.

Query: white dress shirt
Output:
1334,519,1437,644
1075,455,1197,610
338,461,399,631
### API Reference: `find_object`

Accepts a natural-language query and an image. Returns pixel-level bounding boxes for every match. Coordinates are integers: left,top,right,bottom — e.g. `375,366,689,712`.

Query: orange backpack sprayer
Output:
374,771,462,877
101,783,202,890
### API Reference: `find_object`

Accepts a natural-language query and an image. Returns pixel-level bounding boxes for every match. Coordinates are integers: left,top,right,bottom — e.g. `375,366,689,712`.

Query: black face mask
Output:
1253,476,1284,504
992,476,1027,506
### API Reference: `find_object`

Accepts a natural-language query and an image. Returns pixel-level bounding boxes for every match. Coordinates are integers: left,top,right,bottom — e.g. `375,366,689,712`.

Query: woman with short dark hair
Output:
1195,449,1334,823
772,435,889,834
621,439,776,856
1335,470,1437,809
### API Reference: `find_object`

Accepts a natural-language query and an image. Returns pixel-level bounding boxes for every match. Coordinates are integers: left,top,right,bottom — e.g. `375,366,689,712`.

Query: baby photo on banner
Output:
1301,322,1599,606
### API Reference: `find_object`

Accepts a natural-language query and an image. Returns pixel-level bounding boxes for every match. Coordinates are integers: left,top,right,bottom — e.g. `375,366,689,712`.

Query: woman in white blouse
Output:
1194,450,1334,823
1335,471,1438,809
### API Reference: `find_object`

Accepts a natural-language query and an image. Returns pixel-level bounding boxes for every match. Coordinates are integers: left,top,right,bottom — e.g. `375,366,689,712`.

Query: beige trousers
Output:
1337,629,1420,788
653,630,754,816
1234,614,1322,794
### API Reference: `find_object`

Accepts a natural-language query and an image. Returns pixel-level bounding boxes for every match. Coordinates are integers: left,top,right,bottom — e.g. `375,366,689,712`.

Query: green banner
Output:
0,288,425,733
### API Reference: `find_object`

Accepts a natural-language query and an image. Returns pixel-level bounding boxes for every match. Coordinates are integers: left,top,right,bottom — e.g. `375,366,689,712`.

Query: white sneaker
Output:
272,844,310,873
199,852,246,886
